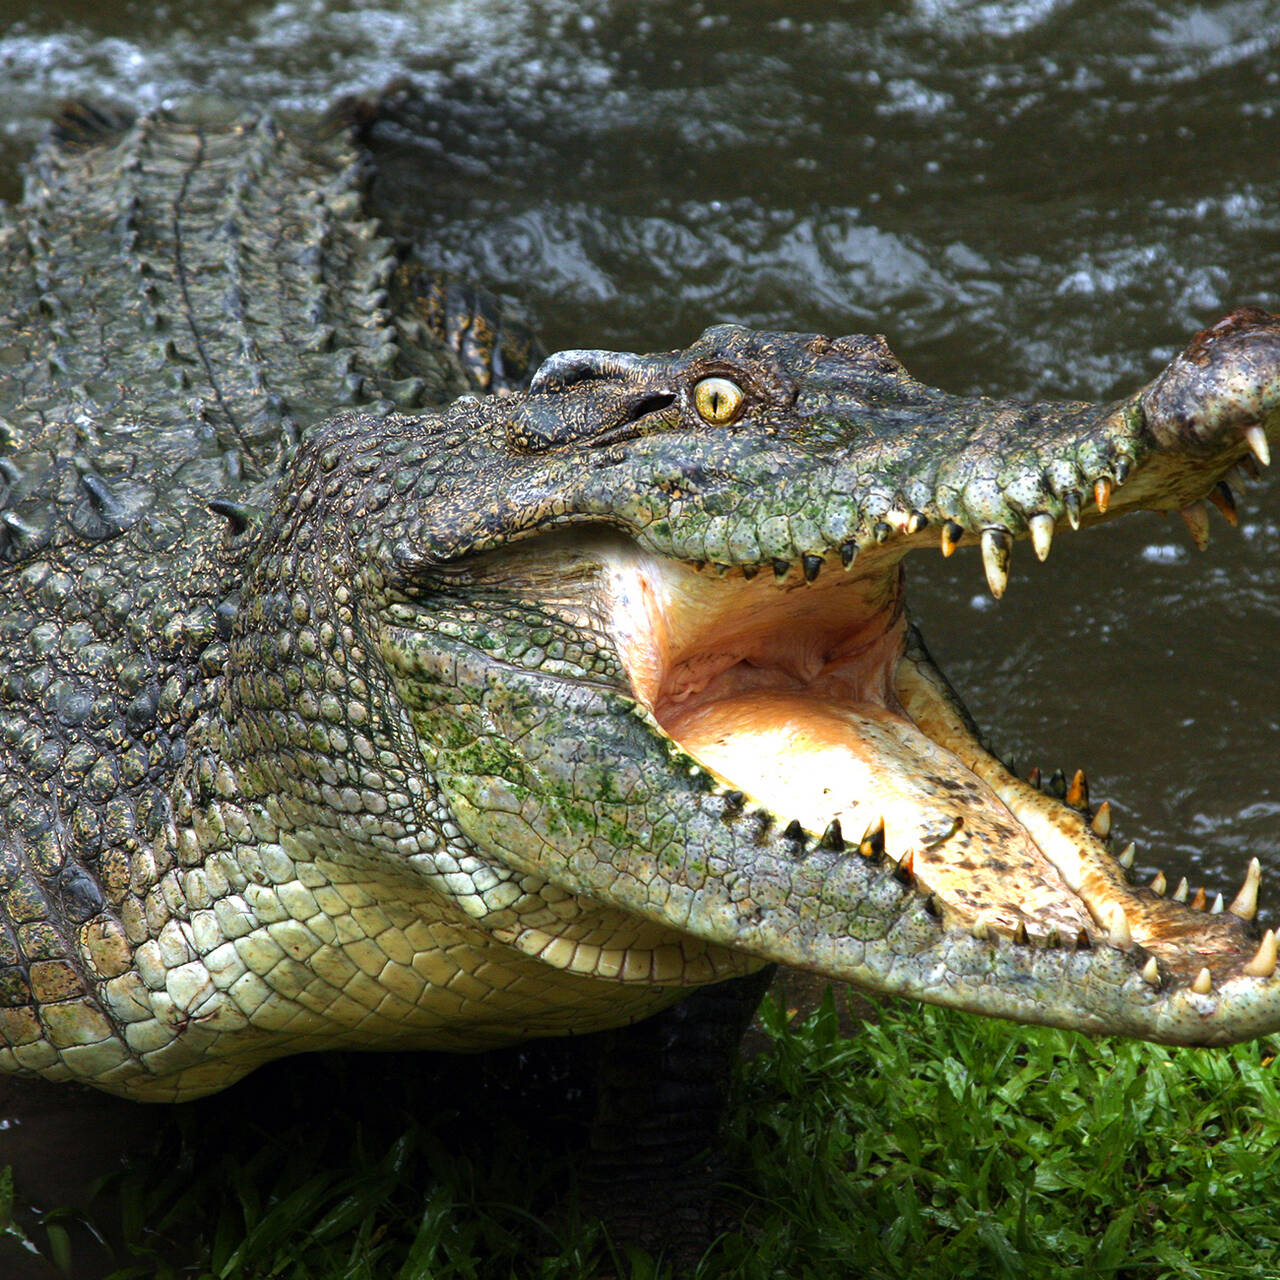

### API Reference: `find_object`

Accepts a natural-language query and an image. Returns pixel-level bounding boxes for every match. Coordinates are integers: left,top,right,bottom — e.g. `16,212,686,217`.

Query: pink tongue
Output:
665,689,1093,936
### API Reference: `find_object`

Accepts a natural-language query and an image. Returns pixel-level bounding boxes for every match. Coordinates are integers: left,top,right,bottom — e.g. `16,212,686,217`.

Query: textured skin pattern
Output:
0,109,635,1100
3,108,1280,1100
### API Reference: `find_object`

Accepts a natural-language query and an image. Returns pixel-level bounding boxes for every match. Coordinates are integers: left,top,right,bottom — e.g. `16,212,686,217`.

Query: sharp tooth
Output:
772,558,791,581
840,541,857,569
941,520,964,557
802,554,823,583
1172,877,1189,903
820,819,844,851
859,816,885,858
1064,490,1082,529
1066,769,1089,810
894,848,916,884
1191,967,1213,995
1118,842,1136,870
1140,956,1160,986
1208,481,1239,527
1013,921,1030,945
908,511,929,534
1179,501,1211,550
1244,423,1271,467
1191,887,1207,911
1150,871,1167,895
1210,893,1224,915
1075,927,1092,951
1029,512,1055,561
1093,476,1112,513
783,818,805,843
1229,857,1261,920
980,529,1011,598
1027,766,1042,788
1090,801,1111,838
1244,929,1278,978
1107,903,1133,948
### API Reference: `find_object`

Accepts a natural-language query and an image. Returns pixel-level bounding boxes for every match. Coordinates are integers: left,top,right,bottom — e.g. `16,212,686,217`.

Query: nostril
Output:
624,393,676,422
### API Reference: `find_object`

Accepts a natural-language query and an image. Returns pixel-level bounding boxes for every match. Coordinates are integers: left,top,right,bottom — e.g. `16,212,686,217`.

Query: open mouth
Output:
407,308,1280,1021
598,531,1269,989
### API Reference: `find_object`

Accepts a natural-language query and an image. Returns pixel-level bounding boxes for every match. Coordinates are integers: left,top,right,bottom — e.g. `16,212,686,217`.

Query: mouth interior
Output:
600,539,1254,973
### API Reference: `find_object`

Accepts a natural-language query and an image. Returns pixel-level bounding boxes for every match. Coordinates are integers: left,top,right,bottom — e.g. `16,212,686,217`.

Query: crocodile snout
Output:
1141,305,1280,463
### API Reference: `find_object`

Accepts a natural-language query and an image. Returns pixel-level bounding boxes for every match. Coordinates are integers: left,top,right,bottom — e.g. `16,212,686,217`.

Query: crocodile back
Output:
0,107,499,1088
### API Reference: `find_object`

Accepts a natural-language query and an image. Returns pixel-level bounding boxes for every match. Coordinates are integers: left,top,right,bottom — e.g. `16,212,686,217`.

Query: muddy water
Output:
0,0,1278,1266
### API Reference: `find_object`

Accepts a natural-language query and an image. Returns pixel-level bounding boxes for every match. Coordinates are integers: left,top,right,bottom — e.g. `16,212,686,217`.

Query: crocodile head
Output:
235,306,1280,1048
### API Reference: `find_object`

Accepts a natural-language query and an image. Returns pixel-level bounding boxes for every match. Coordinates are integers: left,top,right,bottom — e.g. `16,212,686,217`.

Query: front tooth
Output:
1029,512,1055,561
1066,769,1089,810
1179,502,1211,550
980,528,1011,597
1093,476,1113,512
1140,956,1160,986
1229,857,1261,920
1150,871,1167,895
1090,801,1111,838
1208,481,1239,526
941,520,964,557
1191,967,1213,995
1107,903,1133,947
859,816,885,858
1172,877,1189,903
1210,893,1225,915
1064,490,1082,529
1244,423,1271,467
1118,842,1136,870
1244,929,1278,978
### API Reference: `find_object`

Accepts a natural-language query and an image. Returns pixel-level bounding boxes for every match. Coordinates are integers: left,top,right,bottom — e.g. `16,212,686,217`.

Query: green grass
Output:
9,992,1280,1278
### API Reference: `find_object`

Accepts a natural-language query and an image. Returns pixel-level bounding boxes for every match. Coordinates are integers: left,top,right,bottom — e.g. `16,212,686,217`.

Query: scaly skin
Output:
1,111,1279,1100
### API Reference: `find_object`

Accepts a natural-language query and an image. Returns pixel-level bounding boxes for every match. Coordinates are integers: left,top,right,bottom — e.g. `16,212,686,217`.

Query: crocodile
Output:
1,104,1279,1122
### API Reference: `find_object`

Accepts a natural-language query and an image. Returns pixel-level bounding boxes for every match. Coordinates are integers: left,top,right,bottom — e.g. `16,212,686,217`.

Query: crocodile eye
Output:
693,376,745,425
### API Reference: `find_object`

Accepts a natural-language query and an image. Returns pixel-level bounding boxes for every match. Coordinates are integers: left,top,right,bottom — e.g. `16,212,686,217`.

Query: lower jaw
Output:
663,654,1098,942
659,641,1254,981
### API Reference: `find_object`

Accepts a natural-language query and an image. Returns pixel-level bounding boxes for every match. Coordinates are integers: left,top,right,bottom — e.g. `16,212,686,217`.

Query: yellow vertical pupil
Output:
693,377,744,424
